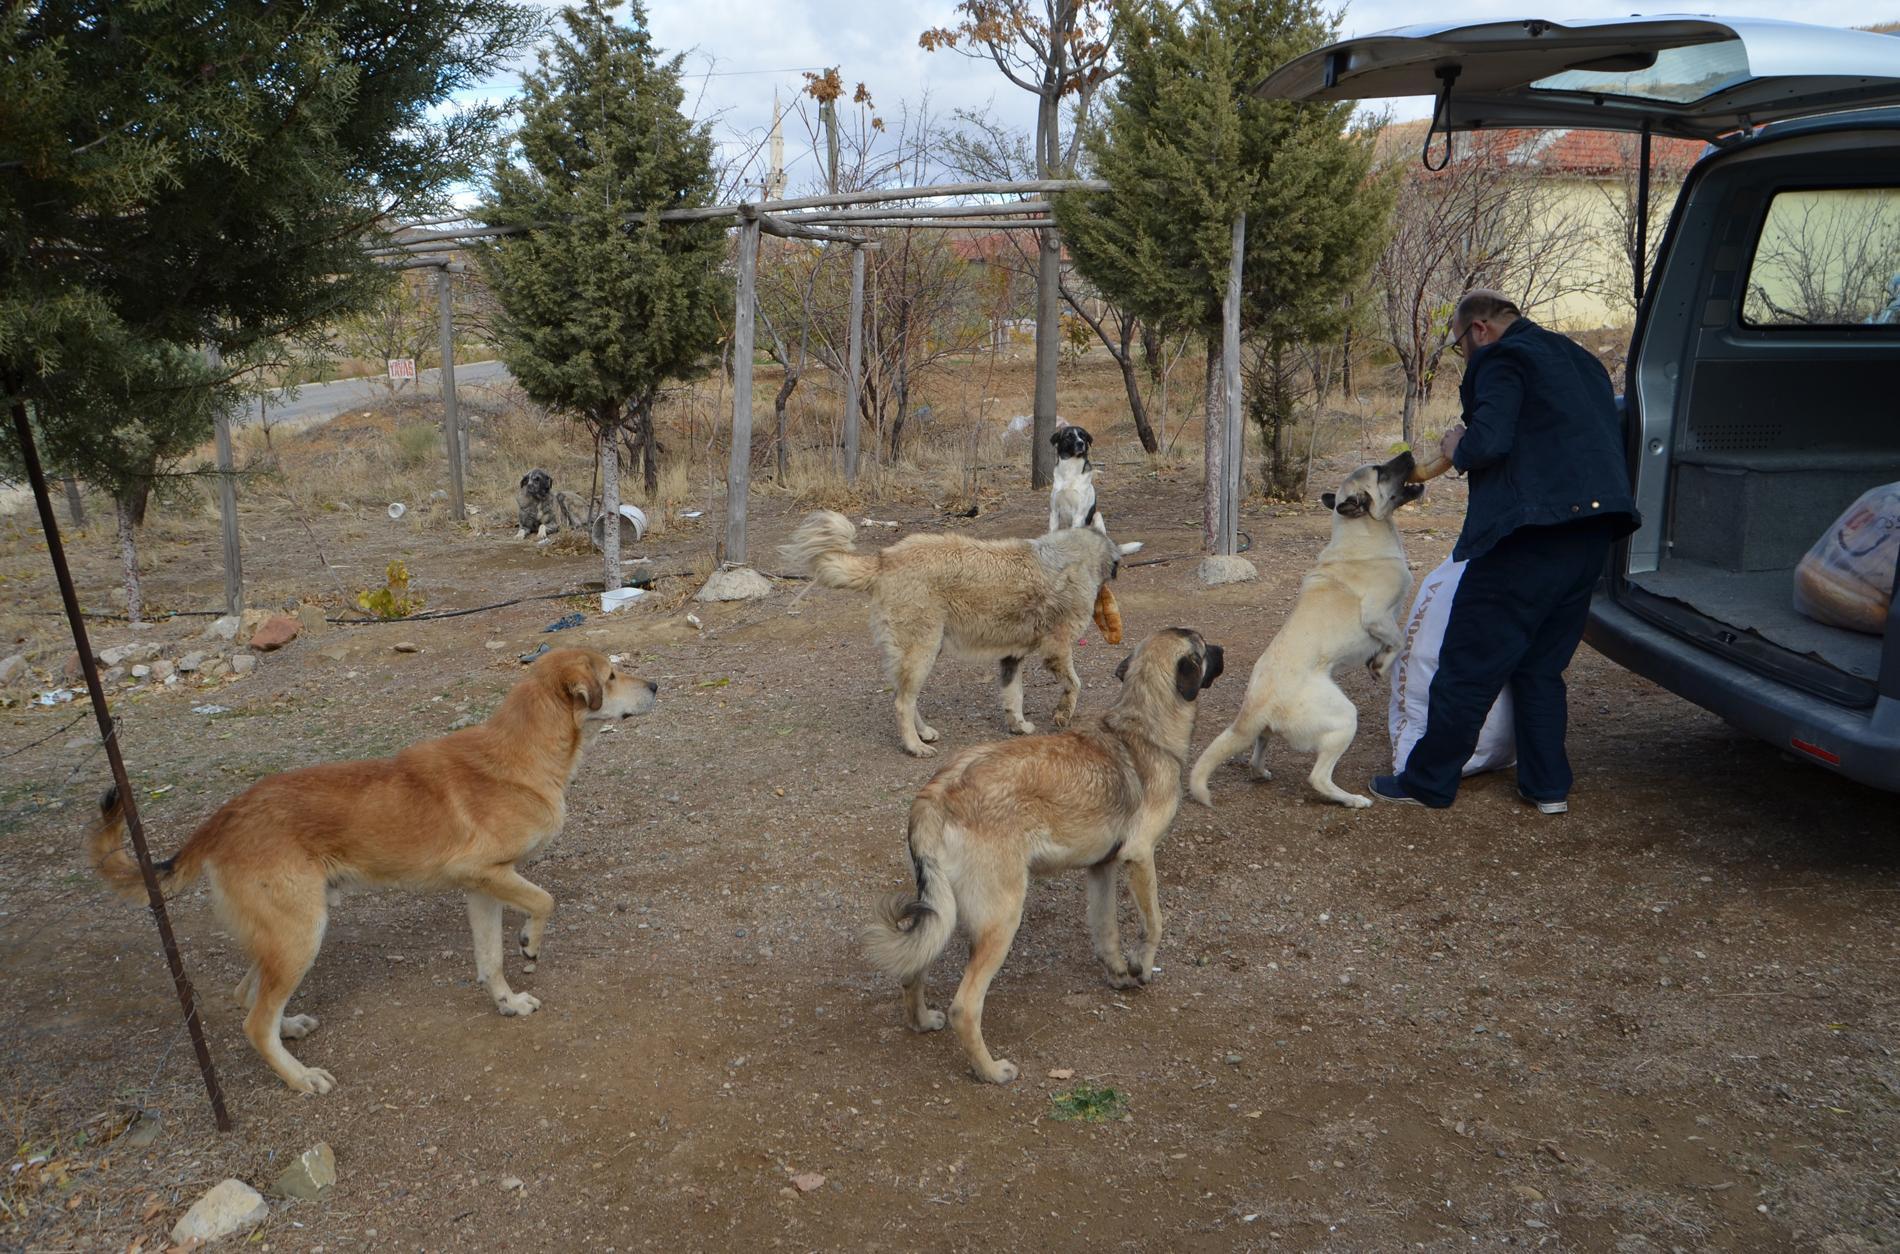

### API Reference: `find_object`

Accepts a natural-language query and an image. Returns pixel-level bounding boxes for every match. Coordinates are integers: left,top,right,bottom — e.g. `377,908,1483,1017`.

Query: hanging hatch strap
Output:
1421,65,1462,172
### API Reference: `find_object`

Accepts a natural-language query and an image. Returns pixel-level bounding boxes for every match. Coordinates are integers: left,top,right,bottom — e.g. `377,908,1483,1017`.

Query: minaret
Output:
766,88,787,200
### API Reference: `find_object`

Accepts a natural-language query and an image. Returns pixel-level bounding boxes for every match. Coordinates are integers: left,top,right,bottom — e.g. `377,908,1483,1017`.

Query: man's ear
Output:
1113,654,1132,683
1320,491,1336,511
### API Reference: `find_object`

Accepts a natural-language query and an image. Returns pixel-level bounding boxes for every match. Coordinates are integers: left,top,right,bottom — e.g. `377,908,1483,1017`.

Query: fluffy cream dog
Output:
86,649,658,1094
862,628,1223,1083
780,510,1121,757
1189,451,1423,808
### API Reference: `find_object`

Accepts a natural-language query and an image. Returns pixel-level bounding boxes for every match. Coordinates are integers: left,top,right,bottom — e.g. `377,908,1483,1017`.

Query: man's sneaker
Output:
1369,775,1424,806
1519,789,1568,815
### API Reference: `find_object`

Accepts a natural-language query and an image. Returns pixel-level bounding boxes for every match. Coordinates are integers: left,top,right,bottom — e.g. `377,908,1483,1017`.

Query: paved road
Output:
238,359,512,430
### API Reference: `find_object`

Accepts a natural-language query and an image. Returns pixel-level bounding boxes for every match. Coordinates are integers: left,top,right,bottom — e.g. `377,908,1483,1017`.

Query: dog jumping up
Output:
863,628,1223,1083
514,468,585,540
85,649,658,1094
780,510,1122,757
1188,451,1423,809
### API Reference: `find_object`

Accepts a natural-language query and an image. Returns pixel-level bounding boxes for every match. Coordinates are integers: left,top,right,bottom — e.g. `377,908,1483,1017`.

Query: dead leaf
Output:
790,1171,825,1193
141,1194,165,1221
1047,1068,1075,1080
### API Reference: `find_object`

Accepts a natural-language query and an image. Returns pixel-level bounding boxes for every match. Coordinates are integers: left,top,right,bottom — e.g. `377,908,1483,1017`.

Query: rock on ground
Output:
272,1142,337,1201
170,1179,269,1245
250,615,301,651
0,654,24,684
695,566,774,603
1198,555,1259,586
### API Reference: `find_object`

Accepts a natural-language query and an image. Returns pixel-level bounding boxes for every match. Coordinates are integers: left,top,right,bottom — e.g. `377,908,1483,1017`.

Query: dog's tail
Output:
779,510,879,592
86,785,208,903
862,799,958,983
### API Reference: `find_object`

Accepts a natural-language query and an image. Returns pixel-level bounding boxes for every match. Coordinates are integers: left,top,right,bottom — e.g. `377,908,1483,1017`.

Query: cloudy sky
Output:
458,2,1896,195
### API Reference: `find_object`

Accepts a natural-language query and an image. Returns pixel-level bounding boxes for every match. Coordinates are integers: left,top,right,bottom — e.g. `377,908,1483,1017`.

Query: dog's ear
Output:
520,472,533,489
1319,491,1336,511
1334,493,1369,518
567,663,604,712
1113,654,1132,683
1174,653,1203,702
1200,644,1224,689
1048,429,1062,448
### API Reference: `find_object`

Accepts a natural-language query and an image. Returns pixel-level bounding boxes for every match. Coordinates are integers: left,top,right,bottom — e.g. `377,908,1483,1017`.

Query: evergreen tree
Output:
3,1,535,601
479,0,728,589
1057,0,1391,534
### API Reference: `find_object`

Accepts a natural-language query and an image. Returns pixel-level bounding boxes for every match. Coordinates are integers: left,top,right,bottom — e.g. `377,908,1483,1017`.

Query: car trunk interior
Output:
1631,352,1895,694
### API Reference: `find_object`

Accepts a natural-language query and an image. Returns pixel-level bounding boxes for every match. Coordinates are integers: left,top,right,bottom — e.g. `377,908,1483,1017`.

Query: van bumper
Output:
1585,595,1900,793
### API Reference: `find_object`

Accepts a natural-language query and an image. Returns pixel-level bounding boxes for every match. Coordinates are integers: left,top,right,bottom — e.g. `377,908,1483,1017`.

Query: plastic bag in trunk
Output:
1389,557,1516,776
1792,483,1900,635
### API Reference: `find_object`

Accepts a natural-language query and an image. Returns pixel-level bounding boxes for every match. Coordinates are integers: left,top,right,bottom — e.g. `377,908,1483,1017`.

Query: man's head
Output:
1450,290,1521,357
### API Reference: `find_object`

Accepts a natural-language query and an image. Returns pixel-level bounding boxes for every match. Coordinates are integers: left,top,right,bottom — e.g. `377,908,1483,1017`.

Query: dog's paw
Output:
904,742,939,758
1051,709,1074,729
1342,793,1374,809
916,724,940,744
1008,718,1035,735
497,992,542,1017
912,1008,947,1032
279,1014,320,1040
518,925,539,959
287,1066,337,1096
1188,781,1214,807
978,1058,1020,1085
1127,953,1156,986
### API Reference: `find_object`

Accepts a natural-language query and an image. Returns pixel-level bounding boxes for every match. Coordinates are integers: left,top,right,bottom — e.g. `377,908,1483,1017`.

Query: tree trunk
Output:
62,475,85,527
1202,338,1221,553
1340,320,1355,396
774,370,794,480
599,407,623,592
889,347,910,462
1118,319,1158,454
638,401,659,497
1400,371,1422,450
115,496,143,624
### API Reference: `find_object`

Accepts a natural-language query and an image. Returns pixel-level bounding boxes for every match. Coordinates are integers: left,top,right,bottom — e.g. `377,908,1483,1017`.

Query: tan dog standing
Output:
1189,451,1423,809
86,648,658,1094
780,510,1121,757
862,628,1223,1083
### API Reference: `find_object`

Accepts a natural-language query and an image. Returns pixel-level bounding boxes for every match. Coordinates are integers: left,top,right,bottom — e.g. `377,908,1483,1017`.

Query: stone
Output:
271,1142,337,1202
131,664,151,679
204,615,242,642
149,659,176,682
177,651,205,674
1512,1184,1545,1202
393,641,421,653
250,615,301,652
205,659,231,679
121,1108,162,1148
694,566,774,603
170,1179,268,1245
1198,555,1259,586
231,654,257,676
62,651,95,680
499,1175,525,1193
240,608,269,638
0,654,25,684
623,559,658,587
296,603,331,635
102,665,126,683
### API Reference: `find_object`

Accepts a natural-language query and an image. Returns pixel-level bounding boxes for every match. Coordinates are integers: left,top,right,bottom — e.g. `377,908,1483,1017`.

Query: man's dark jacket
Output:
1451,317,1639,562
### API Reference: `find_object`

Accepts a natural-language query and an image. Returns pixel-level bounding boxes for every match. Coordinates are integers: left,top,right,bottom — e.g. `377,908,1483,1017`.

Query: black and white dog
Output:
514,468,585,540
1048,424,1142,554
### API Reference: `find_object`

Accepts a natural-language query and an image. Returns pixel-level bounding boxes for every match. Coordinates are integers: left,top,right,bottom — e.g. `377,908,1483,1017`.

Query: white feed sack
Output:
1388,557,1517,777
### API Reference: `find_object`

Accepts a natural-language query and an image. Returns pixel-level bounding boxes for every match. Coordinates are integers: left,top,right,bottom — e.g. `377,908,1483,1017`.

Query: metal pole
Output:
207,343,242,617
1219,213,1246,556
1634,124,1652,312
843,243,865,482
437,269,466,523
9,397,233,1132
726,208,761,564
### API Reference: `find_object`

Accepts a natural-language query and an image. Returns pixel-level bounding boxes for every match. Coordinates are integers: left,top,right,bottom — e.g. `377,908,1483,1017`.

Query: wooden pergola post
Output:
843,242,866,482
207,341,242,616
726,206,761,564
437,268,466,524
1218,212,1246,556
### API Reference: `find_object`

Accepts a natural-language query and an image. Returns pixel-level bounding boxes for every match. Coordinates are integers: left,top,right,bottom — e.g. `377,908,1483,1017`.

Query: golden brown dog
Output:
780,509,1121,757
85,648,657,1094
862,628,1223,1083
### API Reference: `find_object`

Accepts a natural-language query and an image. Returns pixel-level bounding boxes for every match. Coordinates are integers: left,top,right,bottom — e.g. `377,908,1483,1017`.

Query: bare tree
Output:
1587,133,1695,323
1371,130,1596,446
335,269,438,393
921,0,1117,486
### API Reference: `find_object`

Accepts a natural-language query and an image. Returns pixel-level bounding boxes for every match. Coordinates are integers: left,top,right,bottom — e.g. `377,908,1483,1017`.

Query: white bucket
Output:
600,586,645,614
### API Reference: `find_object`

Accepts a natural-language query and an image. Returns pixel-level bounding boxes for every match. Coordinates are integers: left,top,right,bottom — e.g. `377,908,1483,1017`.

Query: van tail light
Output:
1791,738,1840,765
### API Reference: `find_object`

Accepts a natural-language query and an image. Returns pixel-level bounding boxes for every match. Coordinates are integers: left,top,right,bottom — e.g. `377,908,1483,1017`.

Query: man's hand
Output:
1438,423,1466,466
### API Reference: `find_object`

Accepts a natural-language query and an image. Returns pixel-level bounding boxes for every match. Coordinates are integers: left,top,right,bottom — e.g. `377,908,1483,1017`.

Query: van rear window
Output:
1742,187,1900,328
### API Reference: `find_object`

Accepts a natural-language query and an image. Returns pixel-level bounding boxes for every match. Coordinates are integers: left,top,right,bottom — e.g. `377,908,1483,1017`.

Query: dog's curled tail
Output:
862,801,957,982
87,786,206,903
779,510,878,592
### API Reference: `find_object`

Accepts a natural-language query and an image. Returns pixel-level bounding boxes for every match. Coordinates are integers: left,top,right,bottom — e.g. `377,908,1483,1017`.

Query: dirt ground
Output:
1,442,1896,1253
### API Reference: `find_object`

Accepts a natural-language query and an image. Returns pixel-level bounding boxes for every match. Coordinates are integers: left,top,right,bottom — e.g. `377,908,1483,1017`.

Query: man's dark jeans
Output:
1396,517,1619,808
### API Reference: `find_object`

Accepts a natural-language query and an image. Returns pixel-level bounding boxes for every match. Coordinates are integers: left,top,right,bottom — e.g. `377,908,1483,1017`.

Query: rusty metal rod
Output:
8,397,233,1132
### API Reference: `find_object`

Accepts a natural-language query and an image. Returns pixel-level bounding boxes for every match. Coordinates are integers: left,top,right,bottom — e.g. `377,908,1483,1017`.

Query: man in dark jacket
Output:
1372,291,1637,813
